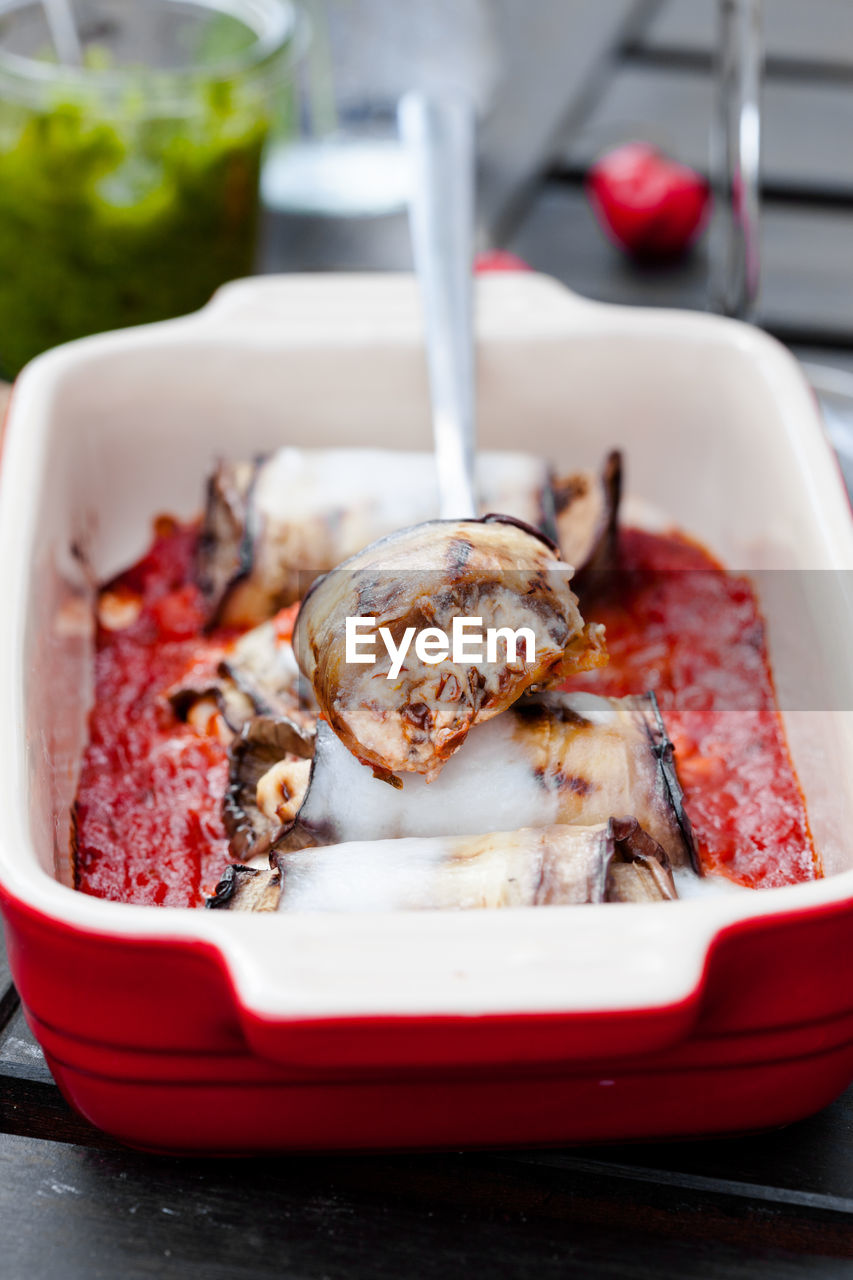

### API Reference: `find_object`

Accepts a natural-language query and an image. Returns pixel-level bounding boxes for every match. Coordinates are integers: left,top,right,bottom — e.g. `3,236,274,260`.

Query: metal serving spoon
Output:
397,91,478,520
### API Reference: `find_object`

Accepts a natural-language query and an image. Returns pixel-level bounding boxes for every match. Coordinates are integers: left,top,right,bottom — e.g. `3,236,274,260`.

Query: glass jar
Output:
0,0,301,378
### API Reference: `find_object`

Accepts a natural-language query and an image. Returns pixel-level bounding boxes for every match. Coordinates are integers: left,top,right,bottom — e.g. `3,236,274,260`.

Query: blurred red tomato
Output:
586,142,711,259
473,250,531,272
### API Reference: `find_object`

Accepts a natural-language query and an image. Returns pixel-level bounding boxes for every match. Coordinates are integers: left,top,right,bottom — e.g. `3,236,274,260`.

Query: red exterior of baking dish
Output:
3,888,853,1153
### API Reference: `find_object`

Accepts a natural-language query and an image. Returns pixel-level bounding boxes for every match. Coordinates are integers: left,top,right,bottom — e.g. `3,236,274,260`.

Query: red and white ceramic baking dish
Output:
1,273,853,1154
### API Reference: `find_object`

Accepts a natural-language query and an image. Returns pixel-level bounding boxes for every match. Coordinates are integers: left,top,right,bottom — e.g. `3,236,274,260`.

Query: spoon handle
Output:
398,92,477,521
43,0,84,65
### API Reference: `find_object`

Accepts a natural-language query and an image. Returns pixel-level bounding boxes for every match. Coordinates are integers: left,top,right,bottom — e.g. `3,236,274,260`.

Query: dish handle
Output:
183,271,601,349
220,907,718,1072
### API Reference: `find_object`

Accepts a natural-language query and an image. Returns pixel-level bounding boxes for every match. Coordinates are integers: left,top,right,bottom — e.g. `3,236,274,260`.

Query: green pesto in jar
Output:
0,73,274,378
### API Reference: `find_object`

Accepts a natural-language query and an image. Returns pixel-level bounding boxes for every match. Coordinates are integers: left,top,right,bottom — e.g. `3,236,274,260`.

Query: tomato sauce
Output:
567,530,817,887
73,525,233,907
73,523,818,907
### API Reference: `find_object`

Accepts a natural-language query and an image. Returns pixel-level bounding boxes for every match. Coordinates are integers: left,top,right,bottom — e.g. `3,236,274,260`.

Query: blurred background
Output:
2,0,853,488
259,0,851,337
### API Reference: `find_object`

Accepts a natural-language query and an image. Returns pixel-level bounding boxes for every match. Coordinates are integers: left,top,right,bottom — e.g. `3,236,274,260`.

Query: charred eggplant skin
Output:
207,863,241,908
608,816,678,901
196,459,259,628
553,450,622,585
644,692,700,874
480,511,560,553
206,864,282,911
223,716,315,862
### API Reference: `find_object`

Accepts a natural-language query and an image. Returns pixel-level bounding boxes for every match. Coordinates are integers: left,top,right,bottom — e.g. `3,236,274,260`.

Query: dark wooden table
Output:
3,2,853,1275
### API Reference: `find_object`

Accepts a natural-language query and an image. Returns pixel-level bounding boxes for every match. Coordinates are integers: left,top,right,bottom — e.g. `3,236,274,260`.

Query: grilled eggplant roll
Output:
208,864,282,911
207,819,677,912
292,517,606,781
167,612,315,740
276,690,697,871
223,716,315,861
553,450,622,582
197,449,556,626
196,459,256,625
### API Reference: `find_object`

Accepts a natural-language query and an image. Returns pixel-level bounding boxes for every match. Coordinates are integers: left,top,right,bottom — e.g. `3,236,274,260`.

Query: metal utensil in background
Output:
711,0,853,502
712,0,762,323
398,91,477,520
